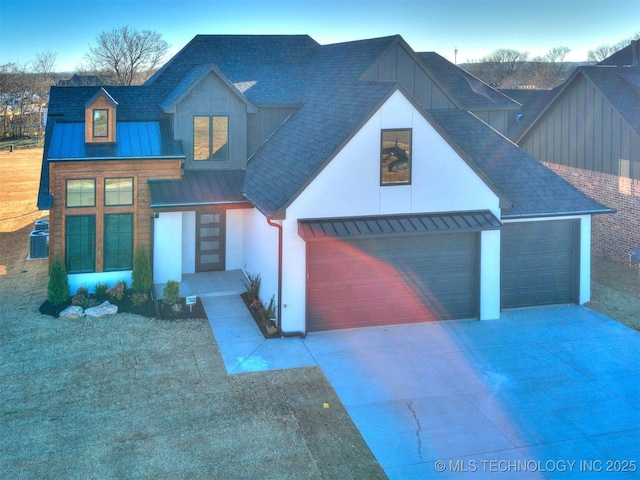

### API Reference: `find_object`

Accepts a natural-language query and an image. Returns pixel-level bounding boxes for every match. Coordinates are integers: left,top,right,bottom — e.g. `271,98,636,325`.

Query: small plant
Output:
47,255,70,306
242,272,261,299
131,246,152,294
71,286,89,306
107,281,126,301
249,297,263,313
94,283,109,299
131,291,149,307
162,280,181,311
262,295,277,325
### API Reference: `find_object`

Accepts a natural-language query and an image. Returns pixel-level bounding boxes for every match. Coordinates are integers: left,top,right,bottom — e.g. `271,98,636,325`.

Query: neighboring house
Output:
506,42,639,264
57,74,110,87
417,52,521,135
38,34,612,334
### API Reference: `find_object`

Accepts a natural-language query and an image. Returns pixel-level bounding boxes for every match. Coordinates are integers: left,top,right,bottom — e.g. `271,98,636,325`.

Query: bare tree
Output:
588,32,640,62
31,51,57,138
529,46,572,88
85,26,169,86
464,49,529,87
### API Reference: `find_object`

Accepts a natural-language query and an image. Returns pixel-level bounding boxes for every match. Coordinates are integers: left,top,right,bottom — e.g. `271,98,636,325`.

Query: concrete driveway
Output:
208,299,640,479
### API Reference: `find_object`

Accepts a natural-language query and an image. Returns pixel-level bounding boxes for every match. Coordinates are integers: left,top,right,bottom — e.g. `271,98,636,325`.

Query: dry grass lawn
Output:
0,147,48,287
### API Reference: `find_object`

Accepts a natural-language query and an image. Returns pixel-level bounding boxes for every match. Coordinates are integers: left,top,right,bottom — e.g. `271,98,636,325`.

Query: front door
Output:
196,210,225,272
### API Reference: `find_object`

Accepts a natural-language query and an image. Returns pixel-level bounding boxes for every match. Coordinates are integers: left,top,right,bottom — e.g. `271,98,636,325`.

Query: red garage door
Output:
306,233,478,331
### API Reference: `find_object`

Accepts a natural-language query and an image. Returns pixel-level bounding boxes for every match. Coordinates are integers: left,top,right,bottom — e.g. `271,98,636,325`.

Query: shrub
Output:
162,280,180,306
263,295,277,325
47,256,70,306
131,246,152,294
72,286,89,304
107,281,126,301
242,272,261,300
71,288,98,309
94,283,109,299
131,291,149,307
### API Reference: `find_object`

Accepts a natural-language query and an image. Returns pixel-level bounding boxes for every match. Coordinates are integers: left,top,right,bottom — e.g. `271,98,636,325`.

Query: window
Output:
381,129,411,185
194,115,229,161
105,177,134,206
66,215,95,273
104,214,133,271
93,109,108,138
66,179,96,207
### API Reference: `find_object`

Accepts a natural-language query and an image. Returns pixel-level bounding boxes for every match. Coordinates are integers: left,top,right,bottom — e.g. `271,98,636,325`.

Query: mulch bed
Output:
39,293,207,320
240,292,281,339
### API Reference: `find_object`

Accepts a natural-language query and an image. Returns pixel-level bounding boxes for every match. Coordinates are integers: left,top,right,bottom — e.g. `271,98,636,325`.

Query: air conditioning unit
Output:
35,219,50,231
30,230,49,259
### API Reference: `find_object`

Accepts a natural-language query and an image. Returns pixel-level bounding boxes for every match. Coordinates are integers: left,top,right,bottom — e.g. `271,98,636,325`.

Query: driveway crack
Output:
406,401,423,460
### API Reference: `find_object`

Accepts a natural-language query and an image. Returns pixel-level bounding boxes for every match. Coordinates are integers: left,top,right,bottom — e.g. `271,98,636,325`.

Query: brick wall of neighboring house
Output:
544,162,640,266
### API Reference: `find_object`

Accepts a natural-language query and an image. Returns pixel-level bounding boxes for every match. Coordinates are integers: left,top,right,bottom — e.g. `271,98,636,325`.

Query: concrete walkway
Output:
203,296,640,479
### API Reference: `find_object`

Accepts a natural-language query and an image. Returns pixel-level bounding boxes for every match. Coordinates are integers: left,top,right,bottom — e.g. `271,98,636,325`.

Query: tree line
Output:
1,27,637,141
0,27,168,141
462,32,640,89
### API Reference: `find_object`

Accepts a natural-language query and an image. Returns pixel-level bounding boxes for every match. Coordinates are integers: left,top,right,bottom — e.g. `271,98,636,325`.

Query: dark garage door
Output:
306,233,478,331
501,220,579,309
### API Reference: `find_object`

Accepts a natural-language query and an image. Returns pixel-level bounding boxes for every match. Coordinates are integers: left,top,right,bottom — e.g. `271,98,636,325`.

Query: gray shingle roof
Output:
428,109,614,218
39,34,612,222
418,52,521,111
146,35,320,105
243,36,403,217
244,81,397,216
597,41,638,66
584,66,640,134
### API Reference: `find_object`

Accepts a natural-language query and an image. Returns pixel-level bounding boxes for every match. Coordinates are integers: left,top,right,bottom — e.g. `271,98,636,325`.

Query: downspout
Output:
266,216,306,338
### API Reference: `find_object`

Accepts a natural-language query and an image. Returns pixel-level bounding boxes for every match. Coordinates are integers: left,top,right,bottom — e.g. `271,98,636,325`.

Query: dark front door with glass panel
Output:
196,211,225,271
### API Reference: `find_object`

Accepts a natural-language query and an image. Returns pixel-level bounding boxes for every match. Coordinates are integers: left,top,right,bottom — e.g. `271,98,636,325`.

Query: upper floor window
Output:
105,177,134,206
93,109,109,138
66,179,96,208
381,129,411,185
194,115,229,161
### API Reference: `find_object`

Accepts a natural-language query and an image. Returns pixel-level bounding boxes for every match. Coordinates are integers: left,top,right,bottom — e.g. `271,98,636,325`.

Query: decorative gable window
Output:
381,129,411,185
194,115,229,161
84,87,117,144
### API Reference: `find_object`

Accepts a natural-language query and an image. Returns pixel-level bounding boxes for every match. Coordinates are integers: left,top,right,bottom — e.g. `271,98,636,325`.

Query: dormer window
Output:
194,115,229,161
93,109,109,138
85,87,117,144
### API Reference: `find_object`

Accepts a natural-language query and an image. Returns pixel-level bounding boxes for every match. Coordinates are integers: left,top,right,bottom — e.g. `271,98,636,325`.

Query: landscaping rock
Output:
85,301,118,318
59,305,84,319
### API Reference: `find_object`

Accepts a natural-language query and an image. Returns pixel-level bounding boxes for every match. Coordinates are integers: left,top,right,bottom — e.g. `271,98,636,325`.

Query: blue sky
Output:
1,0,638,71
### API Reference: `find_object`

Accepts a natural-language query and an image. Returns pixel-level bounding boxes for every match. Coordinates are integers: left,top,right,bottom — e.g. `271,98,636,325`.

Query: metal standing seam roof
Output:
47,121,184,160
148,170,249,209
298,211,502,241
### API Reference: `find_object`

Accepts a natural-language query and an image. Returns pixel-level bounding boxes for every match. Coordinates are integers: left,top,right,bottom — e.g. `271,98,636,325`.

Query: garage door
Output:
306,233,478,331
501,219,579,308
